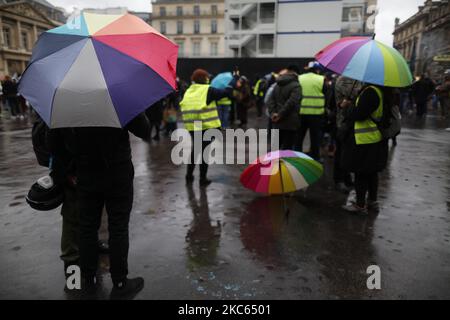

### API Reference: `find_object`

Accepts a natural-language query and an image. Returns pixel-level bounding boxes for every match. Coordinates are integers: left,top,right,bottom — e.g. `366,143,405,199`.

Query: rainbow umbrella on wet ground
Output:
315,36,413,88
19,12,178,128
240,150,323,213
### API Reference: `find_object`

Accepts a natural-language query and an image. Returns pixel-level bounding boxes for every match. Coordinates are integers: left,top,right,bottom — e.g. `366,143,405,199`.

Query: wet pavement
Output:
0,111,449,300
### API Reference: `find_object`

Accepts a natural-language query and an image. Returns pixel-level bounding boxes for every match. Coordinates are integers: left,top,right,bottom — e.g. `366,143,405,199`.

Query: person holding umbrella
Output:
181,69,236,186
48,114,151,297
339,85,391,214
19,12,179,299
210,72,234,129
315,36,413,214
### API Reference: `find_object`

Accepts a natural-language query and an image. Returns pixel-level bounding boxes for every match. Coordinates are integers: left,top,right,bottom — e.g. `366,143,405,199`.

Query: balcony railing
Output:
153,10,223,18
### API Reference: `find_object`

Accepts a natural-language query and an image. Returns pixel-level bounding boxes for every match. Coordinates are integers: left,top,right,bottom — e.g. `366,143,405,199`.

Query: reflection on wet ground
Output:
0,113,449,299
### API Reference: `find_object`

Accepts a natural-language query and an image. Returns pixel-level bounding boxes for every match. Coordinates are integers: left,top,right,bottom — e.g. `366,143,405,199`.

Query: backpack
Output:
371,102,402,140
32,118,51,167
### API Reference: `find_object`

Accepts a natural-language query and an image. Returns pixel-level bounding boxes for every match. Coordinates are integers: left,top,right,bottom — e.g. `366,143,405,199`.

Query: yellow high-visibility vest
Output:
180,84,221,131
299,73,325,115
253,79,264,97
354,86,384,145
217,97,232,106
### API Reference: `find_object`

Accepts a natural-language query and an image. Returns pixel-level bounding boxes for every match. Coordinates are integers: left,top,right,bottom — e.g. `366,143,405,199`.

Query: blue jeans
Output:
217,105,230,128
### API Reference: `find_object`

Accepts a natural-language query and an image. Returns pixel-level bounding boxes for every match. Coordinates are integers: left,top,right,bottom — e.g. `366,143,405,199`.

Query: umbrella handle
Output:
279,159,290,217
284,203,290,220
349,80,358,101
278,159,284,194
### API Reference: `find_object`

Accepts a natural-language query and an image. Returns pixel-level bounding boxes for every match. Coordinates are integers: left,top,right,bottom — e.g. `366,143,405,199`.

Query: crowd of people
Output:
173,63,450,215
230,63,389,215
12,62,449,300
0,74,31,120
400,72,450,120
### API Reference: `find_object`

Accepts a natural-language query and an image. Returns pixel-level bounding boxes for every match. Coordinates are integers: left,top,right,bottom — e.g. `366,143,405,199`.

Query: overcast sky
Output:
48,0,151,13
375,0,426,45
48,0,426,46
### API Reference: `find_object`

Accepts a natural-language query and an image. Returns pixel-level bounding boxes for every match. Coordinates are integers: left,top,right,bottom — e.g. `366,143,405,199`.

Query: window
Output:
177,21,183,34
342,7,363,22
21,31,29,50
176,41,184,57
2,28,11,47
194,20,200,34
210,42,218,56
260,3,275,24
37,28,46,38
176,6,183,16
211,5,218,15
211,20,217,34
160,7,166,17
193,42,201,56
259,34,274,54
194,5,200,16
160,21,166,34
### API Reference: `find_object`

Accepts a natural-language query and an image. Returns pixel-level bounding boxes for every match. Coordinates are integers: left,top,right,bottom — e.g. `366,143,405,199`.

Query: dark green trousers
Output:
60,185,80,264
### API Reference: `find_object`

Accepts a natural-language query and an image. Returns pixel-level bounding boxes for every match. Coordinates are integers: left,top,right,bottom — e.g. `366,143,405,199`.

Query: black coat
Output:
340,86,388,174
2,80,18,97
48,113,151,171
146,99,164,123
266,73,301,131
412,78,435,104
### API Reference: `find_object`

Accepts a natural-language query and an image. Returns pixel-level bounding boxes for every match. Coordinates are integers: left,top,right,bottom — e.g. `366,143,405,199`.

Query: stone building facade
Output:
393,0,449,78
151,0,225,58
0,1,64,77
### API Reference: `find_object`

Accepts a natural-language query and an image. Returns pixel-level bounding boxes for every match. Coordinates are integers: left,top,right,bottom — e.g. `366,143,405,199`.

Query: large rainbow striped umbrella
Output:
19,12,178,128
315,36,413,88
240,151,323,195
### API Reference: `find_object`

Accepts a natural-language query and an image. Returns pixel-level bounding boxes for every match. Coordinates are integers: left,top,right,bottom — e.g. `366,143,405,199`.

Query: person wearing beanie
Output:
180,69,236,186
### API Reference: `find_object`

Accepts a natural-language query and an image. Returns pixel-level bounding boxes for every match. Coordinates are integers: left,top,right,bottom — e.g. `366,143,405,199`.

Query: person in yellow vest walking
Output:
253,76,268,118
180,69,235,186
295,62,328,161
217,96,233,129
340,85,391,215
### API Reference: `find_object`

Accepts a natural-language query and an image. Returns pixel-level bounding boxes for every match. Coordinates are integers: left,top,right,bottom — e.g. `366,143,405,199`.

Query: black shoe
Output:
342,203,368,216
186,175,194,184
80,277,98,300
98,241,109,255
367,200,380,212
110,277,144,300
199,178,212,187
335,182,351,194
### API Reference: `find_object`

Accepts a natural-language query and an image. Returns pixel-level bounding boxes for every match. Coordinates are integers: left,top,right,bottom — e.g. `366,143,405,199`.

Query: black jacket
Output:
206,77,238,105
412,78,435,103
2,80,18,98
207,86,234,105
267,73,301,131
48,113,151,171
340,86,388,174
